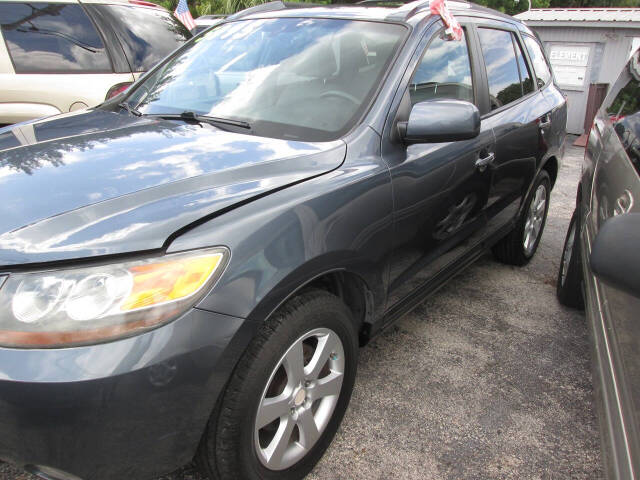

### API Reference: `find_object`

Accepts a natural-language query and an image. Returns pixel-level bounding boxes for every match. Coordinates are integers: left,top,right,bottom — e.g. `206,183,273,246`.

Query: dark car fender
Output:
168,126,394,335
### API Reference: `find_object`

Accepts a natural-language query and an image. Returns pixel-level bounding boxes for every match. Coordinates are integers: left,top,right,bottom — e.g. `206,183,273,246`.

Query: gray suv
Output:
557,47,640,479
0,1,566,479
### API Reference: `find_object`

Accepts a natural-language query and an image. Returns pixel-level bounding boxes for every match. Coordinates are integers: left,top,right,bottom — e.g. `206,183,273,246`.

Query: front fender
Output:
167,127,393,325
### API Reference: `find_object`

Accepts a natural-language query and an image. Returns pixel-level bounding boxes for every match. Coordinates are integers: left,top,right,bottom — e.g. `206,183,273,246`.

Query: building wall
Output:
530,25,639,134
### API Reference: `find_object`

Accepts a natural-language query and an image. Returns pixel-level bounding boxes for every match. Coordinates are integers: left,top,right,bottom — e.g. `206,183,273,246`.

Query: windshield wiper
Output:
151,111,251,129
118,102,142,117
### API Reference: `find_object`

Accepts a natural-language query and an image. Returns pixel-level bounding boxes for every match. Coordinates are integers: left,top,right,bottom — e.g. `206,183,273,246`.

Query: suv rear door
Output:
473,20,551,234
0,1,134,124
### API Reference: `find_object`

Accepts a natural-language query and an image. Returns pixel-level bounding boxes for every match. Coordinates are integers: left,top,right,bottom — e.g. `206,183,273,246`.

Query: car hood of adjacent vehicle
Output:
0,109,346,267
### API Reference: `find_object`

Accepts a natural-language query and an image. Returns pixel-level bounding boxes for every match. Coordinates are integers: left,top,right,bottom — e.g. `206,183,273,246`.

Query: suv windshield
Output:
125,18,406,141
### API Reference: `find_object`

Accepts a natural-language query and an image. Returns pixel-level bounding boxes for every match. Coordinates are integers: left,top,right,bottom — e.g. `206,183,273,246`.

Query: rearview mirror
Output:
399,99,480,144
590,213,640,298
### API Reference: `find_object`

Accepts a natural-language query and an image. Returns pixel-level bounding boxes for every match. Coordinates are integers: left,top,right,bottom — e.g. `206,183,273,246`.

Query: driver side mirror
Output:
590,213,640,298
399,99,480,144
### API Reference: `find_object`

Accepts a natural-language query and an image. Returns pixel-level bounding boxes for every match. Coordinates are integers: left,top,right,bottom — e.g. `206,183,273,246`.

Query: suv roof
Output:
226,0,521,26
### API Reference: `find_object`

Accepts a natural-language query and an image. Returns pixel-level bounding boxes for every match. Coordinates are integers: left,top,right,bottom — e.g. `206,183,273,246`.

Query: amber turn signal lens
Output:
121,254,223,311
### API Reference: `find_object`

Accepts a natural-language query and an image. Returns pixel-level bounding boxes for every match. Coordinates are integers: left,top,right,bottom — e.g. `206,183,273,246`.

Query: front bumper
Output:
0,308,254,480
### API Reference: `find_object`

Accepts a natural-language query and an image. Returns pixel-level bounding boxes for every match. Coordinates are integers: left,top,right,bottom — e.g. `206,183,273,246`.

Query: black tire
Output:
492,170,551,266
556,209,584,309
197,289,359,480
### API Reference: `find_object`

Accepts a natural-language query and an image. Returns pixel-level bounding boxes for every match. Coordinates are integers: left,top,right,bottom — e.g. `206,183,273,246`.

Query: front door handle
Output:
476,151,495,172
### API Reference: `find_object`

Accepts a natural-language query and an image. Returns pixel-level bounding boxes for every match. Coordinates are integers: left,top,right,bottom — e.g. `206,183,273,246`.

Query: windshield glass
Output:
125,18,406,141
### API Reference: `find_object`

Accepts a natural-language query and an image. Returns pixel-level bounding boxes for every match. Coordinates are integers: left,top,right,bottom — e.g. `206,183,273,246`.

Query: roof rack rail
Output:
356,0,405,4
226,1,286,20
385,0,470,20
226,0,321,20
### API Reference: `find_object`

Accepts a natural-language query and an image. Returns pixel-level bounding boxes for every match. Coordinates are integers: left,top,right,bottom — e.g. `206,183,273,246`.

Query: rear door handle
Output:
614,190,634,216
475,152,495,172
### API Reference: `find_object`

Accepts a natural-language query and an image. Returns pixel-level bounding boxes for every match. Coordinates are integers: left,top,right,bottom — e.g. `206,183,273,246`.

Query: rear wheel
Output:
197,289,358,480
556,209,584,309
493,170,551,266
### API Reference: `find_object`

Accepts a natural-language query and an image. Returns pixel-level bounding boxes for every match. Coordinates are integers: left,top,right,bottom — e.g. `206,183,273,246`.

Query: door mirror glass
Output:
400,99,480,144
590,213,640,298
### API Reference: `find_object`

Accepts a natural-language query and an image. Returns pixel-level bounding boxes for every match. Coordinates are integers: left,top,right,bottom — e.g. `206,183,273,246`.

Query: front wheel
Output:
493,170,551,266
197,289,358,480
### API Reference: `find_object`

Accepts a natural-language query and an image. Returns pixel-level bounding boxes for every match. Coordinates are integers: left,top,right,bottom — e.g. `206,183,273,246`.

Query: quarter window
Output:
410,29,473,105
523,35,552,88
0,2,111,73
478,28,529,110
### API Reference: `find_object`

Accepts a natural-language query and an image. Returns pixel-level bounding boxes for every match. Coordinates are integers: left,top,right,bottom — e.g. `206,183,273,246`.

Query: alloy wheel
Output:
254,328,345,470
523,184,547,256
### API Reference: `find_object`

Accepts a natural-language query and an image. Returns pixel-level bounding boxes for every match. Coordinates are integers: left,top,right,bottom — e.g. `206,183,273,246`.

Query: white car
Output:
0,0,192,125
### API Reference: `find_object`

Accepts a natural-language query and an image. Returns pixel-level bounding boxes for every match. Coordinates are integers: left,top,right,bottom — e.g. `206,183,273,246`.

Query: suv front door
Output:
382,21,496,314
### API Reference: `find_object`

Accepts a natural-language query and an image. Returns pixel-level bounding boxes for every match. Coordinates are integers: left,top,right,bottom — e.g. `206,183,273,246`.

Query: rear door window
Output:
0,2,111,73
523,35,552,88
478,28,531,110
514,36,534,96
95,5,191,72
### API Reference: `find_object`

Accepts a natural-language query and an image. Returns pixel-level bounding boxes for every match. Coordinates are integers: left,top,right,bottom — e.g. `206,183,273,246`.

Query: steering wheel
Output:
320,90,360,106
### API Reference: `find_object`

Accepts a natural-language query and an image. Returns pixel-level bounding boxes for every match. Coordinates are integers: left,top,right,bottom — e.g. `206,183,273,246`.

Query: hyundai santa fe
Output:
0,1,566,479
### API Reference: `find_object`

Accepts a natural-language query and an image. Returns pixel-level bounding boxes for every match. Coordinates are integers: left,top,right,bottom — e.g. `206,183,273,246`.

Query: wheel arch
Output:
245,260,378,347
542,155,559,189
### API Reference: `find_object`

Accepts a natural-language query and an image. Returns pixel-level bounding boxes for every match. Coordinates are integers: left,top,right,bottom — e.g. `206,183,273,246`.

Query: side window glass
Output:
523,35,552,88
410,28,473,105
0,3,111,73
478,28,524,110
514,36,534,95
95,5,191,72
603,54,640,176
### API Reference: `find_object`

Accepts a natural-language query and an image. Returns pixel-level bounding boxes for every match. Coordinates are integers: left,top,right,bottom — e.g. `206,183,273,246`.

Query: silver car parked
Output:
557,47,640,479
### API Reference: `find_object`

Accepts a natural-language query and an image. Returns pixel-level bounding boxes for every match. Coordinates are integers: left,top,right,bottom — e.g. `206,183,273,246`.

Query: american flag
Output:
174,0,196,31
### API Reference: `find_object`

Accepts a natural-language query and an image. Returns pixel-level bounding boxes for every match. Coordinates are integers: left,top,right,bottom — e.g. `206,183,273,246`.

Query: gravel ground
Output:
1,139,603,480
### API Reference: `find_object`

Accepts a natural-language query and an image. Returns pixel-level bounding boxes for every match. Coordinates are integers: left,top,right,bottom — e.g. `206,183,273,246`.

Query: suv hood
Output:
0,110,345,267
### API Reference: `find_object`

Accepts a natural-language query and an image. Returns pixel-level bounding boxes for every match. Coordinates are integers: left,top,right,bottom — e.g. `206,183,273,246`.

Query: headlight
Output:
0,248,229,348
